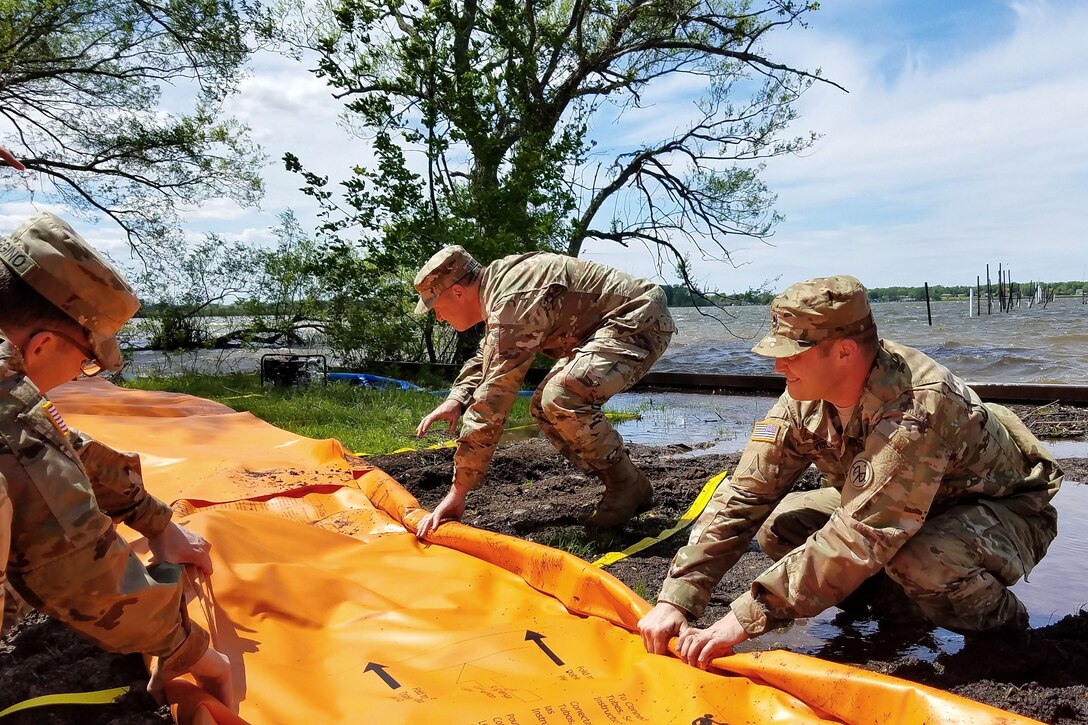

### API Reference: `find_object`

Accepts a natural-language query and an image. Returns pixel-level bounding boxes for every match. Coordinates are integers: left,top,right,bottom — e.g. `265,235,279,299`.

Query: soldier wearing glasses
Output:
0,212,235,710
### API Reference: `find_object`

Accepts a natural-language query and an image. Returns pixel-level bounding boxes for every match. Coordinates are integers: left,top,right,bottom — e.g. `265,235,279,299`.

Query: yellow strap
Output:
593,470,728,568
0,687,130,718
383,439,458,455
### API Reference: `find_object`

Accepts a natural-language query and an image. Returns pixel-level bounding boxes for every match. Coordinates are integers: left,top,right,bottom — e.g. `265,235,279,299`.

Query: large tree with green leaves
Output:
0,0,264,247
276,0,836,285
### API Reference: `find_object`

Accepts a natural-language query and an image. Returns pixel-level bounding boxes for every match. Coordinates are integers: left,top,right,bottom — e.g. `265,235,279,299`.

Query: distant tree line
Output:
866,282,1087,302
660,284,775,307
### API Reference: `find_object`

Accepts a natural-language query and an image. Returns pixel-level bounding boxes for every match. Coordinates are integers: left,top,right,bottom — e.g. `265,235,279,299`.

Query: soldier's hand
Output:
638,601,689,655
148,644,236,713
416,485,468,537
416,399,464,437
677,611,748,669
148,521,213,575
0,145,25,171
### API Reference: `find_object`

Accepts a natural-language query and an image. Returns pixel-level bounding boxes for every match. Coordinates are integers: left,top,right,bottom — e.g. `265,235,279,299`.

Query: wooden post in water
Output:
976,275,981,316
998,264,1004,312
968,287,974,317
986,264,992,314
924,282,932,325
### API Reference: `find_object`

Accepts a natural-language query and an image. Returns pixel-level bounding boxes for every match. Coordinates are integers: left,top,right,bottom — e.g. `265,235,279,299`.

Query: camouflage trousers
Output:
530,321,673,474
757,486,1058,632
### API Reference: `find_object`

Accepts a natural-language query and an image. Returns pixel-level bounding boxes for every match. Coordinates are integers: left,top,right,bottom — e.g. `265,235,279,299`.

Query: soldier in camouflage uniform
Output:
0,212,235,709
638,275,1062,667
413,246,675,534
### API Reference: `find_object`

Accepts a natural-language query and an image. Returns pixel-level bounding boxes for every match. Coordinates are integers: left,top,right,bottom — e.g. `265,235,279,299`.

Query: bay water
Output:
657,296,1088,384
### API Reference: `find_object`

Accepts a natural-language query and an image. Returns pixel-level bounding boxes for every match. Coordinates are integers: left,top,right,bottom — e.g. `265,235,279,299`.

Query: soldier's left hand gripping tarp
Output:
50,379,1038,725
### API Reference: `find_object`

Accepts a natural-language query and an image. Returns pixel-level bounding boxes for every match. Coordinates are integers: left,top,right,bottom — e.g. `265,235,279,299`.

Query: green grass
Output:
121,372,534,455
630,581,653,602
535,528,625,559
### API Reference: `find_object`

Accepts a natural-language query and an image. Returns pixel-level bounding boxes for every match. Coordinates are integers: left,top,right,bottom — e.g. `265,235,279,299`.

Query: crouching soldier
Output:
1,212,235,710
414,246,675,534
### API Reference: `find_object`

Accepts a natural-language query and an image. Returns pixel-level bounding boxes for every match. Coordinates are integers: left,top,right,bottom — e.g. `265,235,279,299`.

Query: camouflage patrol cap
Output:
0,212,140,372
412,245,481,315
752,274,875,358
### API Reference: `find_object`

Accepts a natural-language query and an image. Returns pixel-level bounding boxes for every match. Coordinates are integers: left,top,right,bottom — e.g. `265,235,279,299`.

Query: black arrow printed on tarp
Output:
365,662,402,690
525,631,564,666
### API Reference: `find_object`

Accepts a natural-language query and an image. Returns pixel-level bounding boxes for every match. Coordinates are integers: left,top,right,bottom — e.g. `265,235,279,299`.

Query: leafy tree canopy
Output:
266,0,839,309
0,0,265,247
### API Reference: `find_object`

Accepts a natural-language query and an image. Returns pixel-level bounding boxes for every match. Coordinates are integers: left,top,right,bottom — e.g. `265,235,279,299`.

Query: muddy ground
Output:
2,403,1088,723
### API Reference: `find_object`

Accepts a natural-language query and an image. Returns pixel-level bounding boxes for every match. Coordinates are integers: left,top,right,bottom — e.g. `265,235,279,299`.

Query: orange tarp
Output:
50,379,1039,725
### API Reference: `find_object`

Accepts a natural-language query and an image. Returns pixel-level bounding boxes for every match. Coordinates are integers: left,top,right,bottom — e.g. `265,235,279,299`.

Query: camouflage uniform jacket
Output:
0,334,207,671
448,252,675,490
659,339,1062,636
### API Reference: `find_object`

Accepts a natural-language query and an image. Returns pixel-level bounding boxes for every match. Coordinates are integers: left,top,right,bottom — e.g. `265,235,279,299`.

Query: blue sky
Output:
3,0,1085,294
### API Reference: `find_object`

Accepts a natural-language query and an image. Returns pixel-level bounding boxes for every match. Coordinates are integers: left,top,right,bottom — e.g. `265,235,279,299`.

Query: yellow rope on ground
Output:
218,393,265,402
592,470,728,568
0,687,130,718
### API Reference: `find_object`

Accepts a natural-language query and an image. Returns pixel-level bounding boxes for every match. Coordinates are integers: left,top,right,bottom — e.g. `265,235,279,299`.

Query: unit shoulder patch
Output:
849,458,874,489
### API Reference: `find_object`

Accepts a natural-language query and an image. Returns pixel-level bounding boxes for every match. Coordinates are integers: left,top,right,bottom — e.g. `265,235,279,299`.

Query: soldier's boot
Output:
582,457,654,528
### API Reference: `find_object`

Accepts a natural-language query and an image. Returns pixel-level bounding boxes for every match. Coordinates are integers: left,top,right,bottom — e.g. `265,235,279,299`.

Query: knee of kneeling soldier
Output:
885,539,960,594
538,383,581,421
755,519,796,562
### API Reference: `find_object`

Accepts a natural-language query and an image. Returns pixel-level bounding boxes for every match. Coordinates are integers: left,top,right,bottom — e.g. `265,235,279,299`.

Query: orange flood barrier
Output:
49,379,1038,725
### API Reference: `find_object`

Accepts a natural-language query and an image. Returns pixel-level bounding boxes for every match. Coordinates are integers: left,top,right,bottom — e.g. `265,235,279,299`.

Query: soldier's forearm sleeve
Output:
448,347,486,408
16,526,206,667
453,348,534,491
657,482,784,617
658,405,811,617
70,432,172,538
735,401,951,636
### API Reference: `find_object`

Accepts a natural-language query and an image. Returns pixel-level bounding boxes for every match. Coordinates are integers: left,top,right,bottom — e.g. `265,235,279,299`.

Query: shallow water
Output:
607,390,1088,457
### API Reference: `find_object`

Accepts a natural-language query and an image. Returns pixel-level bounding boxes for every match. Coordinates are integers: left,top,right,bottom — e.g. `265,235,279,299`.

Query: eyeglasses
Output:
38,329,105,377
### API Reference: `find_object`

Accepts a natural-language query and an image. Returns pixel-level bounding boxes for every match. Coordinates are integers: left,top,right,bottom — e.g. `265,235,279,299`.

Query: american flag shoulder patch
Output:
43,401,69,436
750,420,780,443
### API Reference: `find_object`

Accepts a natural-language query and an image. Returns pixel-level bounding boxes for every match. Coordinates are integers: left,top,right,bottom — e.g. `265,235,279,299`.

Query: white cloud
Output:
7,1,1086,295
177,197,251,223
725,0,1088,290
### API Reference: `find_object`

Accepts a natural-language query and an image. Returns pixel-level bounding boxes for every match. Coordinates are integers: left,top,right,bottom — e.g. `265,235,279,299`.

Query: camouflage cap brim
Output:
88,331,124,372
413,296,432,316
751,334,815,358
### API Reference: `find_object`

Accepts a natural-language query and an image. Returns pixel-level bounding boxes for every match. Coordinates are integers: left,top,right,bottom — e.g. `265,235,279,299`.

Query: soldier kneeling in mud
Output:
639,275,1062,666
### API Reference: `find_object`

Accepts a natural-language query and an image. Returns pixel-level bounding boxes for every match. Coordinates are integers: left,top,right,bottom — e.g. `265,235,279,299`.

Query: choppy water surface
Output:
124,297,1088,384
657,297,1088,384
